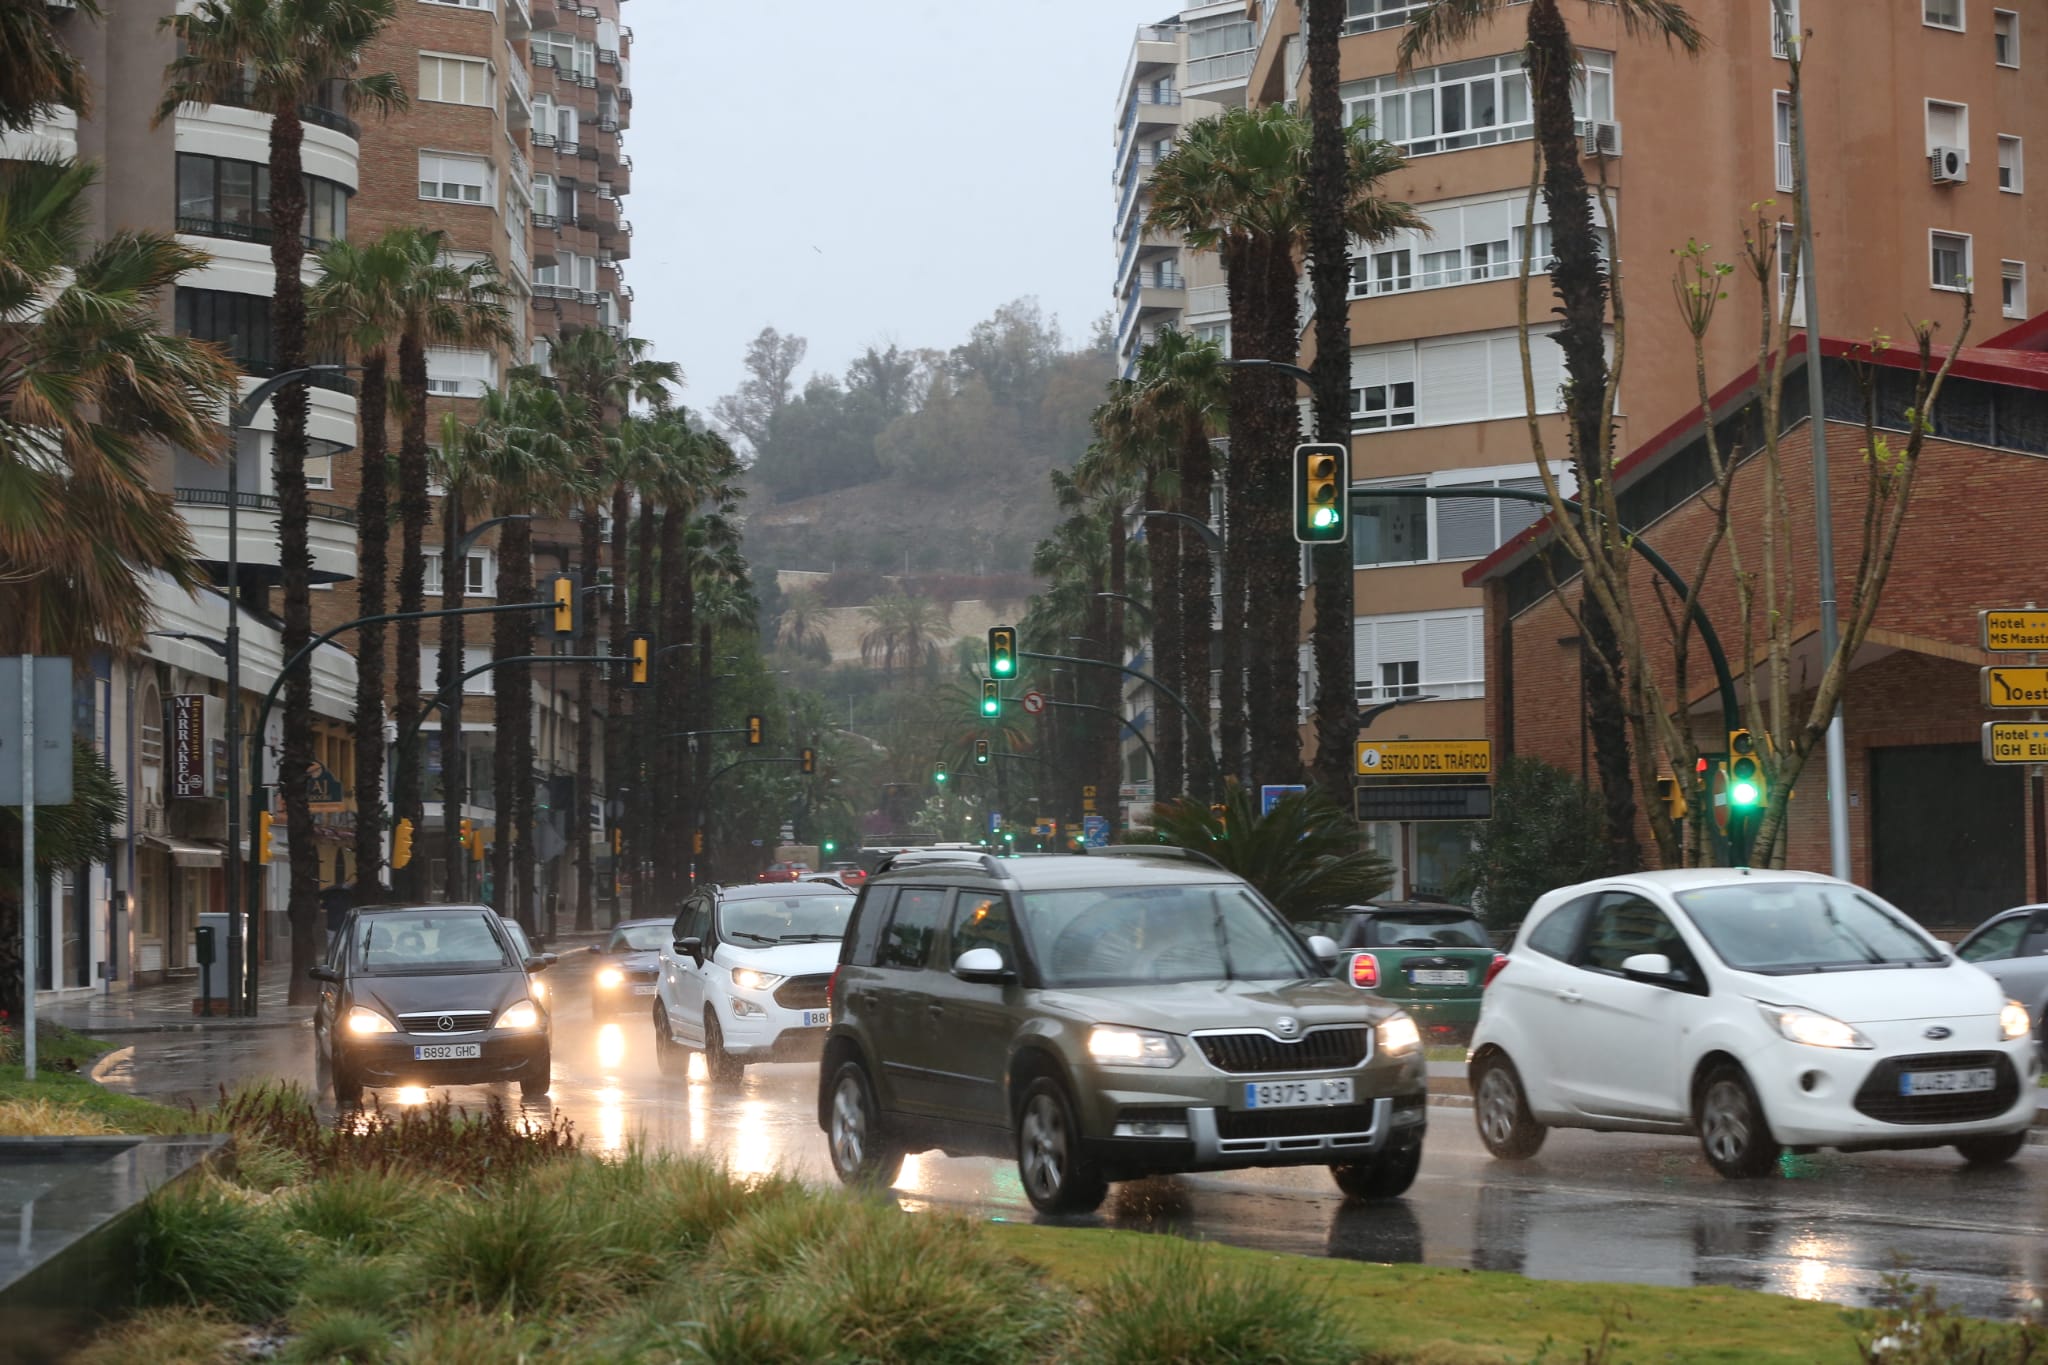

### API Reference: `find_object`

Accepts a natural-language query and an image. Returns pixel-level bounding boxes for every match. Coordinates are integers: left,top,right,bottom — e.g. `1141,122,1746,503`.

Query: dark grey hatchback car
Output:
311,904,553,1105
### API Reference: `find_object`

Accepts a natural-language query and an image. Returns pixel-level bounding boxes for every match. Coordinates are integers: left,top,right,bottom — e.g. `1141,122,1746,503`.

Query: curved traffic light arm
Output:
1021,648,1221,801
406,653,619,748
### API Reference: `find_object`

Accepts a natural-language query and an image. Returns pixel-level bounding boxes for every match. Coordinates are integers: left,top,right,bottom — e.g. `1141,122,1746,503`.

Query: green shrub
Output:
1451,756,1614,931
64,1306,243,1365
1854,1273,2048,1364
293,1254,413,1319
229,1133,311,1192
712,1188,863,1287
214,1082,577,1185
387,1310,553,1365
282,1168,444,1255
1071,1239,1360,1365
664,1286,842,1364
410,1174,617,1316
279,1307,395,1364
133,1182,307,1321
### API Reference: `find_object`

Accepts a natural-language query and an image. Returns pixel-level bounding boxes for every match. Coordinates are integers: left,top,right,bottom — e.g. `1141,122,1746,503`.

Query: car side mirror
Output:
307,965,338,984
587,943,603,955
953,947,1012,982
524,954,552,973
1620,952,1675,982
677,935,704,965
1306,933,1340,964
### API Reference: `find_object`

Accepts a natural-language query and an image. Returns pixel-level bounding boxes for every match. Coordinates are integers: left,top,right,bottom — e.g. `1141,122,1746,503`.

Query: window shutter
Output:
1461,198,1513,250
1529,331,1568,413
1497,476,1547,544
1433,485,1495,560
1421,615,1472,691
1486,335,1526,418
1419,337,1488,424
1352,619,1377,678
1375,618,1421,669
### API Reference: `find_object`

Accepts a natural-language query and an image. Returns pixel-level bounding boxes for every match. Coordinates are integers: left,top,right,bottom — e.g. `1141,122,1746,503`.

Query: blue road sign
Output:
989,810,1003,832
1082,814,1111,847
1260,784,1307,816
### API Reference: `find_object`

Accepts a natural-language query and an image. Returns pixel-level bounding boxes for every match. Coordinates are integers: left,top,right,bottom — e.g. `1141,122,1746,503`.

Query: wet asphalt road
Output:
96,948,2048,1321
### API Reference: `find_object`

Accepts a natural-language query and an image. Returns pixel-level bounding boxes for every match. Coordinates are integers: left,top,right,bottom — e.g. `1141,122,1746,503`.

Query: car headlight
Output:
1086,1025,1182,1067
344,1006,395,1036
528,978,546,1001
496,1000,542,1031
1758,1002,1871,1049
731,968,783,992
1377,1013,1421,1057
2001,999,2033,1042
596,967,624,989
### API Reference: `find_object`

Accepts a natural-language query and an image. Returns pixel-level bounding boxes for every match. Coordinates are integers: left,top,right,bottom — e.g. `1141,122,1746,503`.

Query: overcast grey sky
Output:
626,2,1175,418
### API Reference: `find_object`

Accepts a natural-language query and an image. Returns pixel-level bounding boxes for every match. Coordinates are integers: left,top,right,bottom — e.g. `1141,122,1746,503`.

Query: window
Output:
1771,0,1800,57
422,0,492,8
1353,609,1485,701
423,552,491,597
532,30,575,70
422,645,493,694
1924,0,1963,30
877,888,949,970
1577,894,1693,976
1994,6,2016,60
1346,328,1574,432
949,894,1016,963
1342,51,1610,157
424,347,498,397
1347,192,1585,299
174,153,349,245
1349,344,1417,430
1998,134,2023,190
1429,472,1550,559
419,53,491,105
1959,914,2028,962
1527,895,1596,960
1924,100,1968,157
1776,222,1807,324
1353,247,1412,296
418,150,491,204
1773,92,1795,191
1930,230,1971,290
1354,468,1559,569
175,287,275,372
1353,481,1429,566
1344,0,1431,35
2004,261,2028,319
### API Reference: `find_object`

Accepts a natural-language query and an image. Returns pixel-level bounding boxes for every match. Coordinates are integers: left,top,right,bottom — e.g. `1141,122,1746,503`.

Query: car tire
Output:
703,1010,742,1086
826,1060,903,1189
1472,1054,1546,1160
1954,1128,2029,1167
653,1004,687,1079
330,1055,363,1108
1330,1137,1423,1201
519,1057,551,1102
1696,1063,1780,1179
1015,1077,1109,1215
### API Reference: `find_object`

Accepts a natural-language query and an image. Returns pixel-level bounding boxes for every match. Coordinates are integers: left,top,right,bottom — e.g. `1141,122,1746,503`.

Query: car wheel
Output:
519,1056,551,1102
1696,1064,1780,1179
1330,1137,1423,1201
827,1060,903,1189
1473,1055,1546,1160
704,1010,742,1086
653,1004,686,1079
1016,1077,1109,1215
330,1055,363,1108
1954,1128,2029,1167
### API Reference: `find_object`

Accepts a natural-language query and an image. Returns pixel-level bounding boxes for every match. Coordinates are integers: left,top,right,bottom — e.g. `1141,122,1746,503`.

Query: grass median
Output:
0,1022,193,1134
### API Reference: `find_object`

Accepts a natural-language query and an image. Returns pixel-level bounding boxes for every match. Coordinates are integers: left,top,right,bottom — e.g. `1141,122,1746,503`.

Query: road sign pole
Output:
20,656,35,1080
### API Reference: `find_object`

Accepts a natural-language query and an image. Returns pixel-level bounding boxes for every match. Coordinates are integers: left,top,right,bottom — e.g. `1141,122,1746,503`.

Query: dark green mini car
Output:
1330,903,1505,1042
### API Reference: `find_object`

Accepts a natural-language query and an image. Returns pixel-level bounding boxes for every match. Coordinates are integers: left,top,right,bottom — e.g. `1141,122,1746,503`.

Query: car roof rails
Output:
872,848,1009,879
1083,844,1225,871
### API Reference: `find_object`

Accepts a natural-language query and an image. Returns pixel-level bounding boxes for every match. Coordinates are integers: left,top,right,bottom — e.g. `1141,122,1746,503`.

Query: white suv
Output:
652,882,855,1083
1470,869,2041,1178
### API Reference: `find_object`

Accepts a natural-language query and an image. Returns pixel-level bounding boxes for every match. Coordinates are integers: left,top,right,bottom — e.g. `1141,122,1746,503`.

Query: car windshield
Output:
355,910,510,974
718,893,853,946
1366,913,1488,948
1677,883,1945,973
614,924,669,952
1023,883,1314,987
501,922,533,960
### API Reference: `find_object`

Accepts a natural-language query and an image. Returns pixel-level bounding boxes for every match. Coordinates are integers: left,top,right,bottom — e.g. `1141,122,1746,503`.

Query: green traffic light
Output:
1731,780,1760,807
993,659,1014,676
935,771,947,784
822,840,836,853
981,699,1000,716
1311,506,1339,528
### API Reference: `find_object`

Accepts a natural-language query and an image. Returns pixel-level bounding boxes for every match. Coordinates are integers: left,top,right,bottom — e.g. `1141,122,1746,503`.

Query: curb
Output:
88,1045,134,1085
56,1017,313,1038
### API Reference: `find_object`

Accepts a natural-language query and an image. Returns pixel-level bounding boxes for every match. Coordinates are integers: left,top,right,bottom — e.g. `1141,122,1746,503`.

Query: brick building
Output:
1469,314,2048,929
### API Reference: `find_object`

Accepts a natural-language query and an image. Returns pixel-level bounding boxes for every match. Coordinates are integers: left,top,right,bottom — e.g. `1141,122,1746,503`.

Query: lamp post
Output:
225,363,351,1014
438,514,530,901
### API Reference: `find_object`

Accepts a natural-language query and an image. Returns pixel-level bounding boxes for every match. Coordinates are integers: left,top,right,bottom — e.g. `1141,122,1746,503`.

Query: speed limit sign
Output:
1022,691,1046,716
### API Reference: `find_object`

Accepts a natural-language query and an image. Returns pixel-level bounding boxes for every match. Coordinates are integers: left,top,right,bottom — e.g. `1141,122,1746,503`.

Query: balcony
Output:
176,488,358,585
1115,87,1182,160
504,0,532,36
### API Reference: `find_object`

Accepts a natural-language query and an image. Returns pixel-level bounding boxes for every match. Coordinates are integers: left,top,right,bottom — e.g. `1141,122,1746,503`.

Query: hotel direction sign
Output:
1982,666,2048,709
1983,722,2048,766
1355,739,1492,777
1981,609,2048,653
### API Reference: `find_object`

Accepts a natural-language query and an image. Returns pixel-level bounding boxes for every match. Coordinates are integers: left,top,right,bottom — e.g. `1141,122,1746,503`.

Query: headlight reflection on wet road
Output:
595,1021,628,1072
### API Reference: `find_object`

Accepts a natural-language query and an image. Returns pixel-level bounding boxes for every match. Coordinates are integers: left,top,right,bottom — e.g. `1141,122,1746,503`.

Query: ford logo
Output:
1924,1025,1952,1040
1274,1016,1299,1038
437,1015,455,1032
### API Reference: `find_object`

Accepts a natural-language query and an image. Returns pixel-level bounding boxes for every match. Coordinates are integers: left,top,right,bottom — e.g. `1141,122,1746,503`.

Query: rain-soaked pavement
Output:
95,948,2048,1320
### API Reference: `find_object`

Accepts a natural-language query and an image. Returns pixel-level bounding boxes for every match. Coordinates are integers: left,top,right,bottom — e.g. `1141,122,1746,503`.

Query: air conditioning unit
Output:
1930,146,1967,184
1580,120,1622,158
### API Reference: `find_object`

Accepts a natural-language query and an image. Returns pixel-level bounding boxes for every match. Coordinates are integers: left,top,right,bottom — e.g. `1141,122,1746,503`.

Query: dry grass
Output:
0,1095,120,1135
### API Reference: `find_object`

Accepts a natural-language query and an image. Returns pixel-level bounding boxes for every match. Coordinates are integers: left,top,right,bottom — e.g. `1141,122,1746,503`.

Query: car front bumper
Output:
1753,1039,2041,1148
593,975,660,1012
716,991,830,1061
337,1029,549,1087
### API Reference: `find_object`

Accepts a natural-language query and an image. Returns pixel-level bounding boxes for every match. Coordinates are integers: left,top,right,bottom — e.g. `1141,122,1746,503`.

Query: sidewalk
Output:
40,972,312,1036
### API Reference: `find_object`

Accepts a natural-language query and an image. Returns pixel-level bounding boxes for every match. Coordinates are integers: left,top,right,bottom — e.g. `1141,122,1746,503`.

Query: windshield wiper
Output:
1822,903,1885,964
1210,891,1236,983
778,933,842,942
726,931,777,945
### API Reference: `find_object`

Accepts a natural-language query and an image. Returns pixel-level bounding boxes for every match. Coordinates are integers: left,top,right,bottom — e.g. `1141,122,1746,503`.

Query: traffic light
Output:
466,822,485,862
934,763,948,785
628,632,651,687
745,713,764,747
459,817,472,845
1727,729,1766,811
548,571,580,638
1655,776,1688,821
691,829,705,855
1293,443,1350,544
610,826,622,855
392,817,415,869
981,678,1001,717
988,626,1017,678
974,739,990,765
822,839,837,854
800,747,816,774
256,810,274,865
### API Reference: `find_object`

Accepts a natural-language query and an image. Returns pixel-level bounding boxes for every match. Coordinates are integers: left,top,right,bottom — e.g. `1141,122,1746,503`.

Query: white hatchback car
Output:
652,882,855,1083
1470,869,2041,1178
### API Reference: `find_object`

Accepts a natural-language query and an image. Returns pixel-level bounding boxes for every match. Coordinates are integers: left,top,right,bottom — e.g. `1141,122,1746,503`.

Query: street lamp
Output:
438,514,530,901
1359,694,1440,728
1217,356,1315,387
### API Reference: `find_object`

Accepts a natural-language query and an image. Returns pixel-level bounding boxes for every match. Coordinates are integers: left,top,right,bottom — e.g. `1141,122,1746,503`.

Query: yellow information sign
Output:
1356,739,1493,776
1982,609,2048,653
1983,667,2048,709
1982,722,2048,765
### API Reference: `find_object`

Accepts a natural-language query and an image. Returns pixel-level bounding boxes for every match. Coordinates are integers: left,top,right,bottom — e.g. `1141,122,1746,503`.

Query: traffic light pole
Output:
1037,697,1158,787
405,654,618,749
1021,650,1221,801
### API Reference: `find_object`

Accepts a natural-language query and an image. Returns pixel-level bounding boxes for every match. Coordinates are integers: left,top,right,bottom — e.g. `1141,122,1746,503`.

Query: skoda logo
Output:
1274,1017,1299,1038
436,1015,455,1033
1924,1025,1952,1040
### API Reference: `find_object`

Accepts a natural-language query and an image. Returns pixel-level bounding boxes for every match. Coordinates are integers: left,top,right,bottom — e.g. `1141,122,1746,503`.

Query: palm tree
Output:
1151,783,1392,924
1400,0,1702,867
0,158,237,1017
777,587,829,657
859,595,950,685
159,0,403,999
309,230,410,891
1,0,97,130
429,414,481,902
1149,104,1420,786
386,232,513,899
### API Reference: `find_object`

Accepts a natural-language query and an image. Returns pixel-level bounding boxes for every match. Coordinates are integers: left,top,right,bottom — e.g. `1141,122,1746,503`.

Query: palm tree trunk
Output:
1105,499,1127,831
604,478,631,926
350,351,389,893
1178,415,1214,799
573,503,601,931
692,617,713,874
493,518,535,932
1248,244,1306,787
437,487,466,902
1528,0,1638,869
1306,0,1357,803
632,497,658,910
390,331,430,899
267,103,321,1006
652,507,684,904
1148,473,1185,803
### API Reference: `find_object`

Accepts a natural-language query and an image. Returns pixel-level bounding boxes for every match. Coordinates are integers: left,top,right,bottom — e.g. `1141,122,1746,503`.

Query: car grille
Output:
1852,1051,2020,1125
1193,1027,1371,1074
1214,1103,1378,1141
396,1009,494,1035
774,974,831,1011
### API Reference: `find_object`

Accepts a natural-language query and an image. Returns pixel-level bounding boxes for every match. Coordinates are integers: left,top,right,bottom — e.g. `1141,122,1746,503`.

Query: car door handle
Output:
927,1002,945,1018
1557,989,1582,1004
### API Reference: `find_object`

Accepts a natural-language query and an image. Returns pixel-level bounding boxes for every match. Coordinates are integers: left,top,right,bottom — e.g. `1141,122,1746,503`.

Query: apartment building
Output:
1241,0,2046,896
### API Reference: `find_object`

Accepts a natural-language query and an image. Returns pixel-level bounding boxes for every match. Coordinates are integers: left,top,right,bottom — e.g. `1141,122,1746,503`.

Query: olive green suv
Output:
815,849,1428,1214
